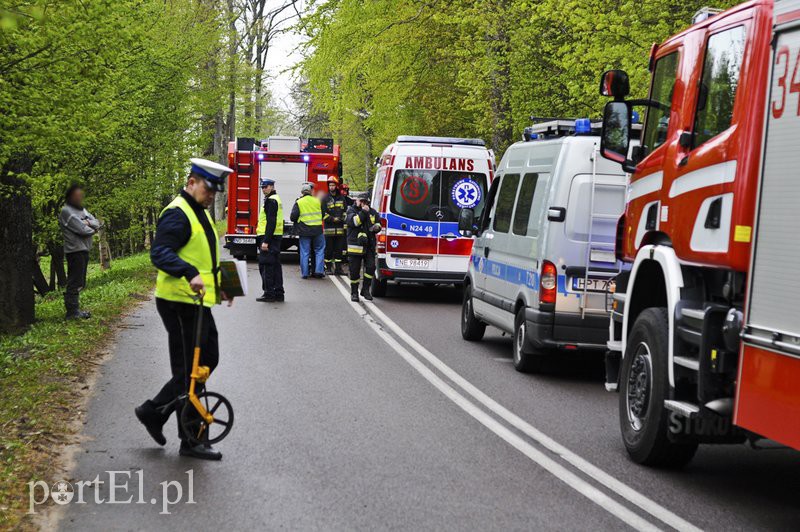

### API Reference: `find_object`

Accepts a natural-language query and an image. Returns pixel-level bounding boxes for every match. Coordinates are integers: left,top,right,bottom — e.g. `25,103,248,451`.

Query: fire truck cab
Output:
600,0,800,467
225,136,342,259
370,136,495,296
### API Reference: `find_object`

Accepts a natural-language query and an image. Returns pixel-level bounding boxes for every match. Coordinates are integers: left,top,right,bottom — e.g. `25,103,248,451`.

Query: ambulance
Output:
370,136,495,297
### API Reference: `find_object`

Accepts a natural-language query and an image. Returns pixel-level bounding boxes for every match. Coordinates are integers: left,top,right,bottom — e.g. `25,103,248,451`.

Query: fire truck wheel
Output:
619,307,698,468
512,308,544,373
461,286,486,341
371,278,388,298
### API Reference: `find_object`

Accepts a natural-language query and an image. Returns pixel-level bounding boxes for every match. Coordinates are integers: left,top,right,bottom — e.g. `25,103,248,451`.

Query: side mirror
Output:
547,207,566,222
458,208,476,236
599,69,630,100
601,101,632,167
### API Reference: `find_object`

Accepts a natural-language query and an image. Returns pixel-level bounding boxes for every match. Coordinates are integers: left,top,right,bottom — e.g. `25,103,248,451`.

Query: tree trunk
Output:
98,221,111,270
48,242,67,289
0,157,36,333
33,256,51,296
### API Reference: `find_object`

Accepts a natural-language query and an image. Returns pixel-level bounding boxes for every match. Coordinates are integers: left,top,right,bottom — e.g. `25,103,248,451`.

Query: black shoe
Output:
334,266,345,276
301,275,309,279
179,441,222,461
275,295,285,302
351,285,360,302
135,401,167,446
78,310,91,319
360,284,373,301
312,272,325,279
256,294,276,302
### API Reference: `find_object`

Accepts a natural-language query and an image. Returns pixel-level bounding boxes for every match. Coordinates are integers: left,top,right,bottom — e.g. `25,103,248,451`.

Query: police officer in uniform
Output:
256,178,285,302
346,192,381,302
135,158,233,461
322,179,346,275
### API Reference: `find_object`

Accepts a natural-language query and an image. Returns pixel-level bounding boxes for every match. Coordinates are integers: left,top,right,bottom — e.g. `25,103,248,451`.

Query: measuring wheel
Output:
179,391,234,445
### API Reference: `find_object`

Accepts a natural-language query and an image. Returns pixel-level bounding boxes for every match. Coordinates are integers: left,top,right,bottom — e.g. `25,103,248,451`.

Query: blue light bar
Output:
632,110,640,124
574,118,591,135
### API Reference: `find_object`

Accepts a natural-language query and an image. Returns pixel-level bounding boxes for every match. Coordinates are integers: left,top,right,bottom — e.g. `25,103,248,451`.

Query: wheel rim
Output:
626,342,653,432
514,320,525,364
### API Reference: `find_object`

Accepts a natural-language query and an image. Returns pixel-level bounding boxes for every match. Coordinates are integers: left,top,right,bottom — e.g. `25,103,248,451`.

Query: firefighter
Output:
256,177,284,302
346,192,381,302
290,182,326,279
135,158,233,461
322,179,346,275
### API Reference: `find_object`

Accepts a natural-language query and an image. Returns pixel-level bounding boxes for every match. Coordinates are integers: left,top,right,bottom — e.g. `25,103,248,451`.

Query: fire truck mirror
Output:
599,69,630,99
458,208,476,236
600,101,631,166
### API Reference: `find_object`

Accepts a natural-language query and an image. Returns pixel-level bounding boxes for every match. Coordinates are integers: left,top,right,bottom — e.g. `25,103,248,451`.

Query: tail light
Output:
376,217,388,253
615,214,625,262
540,260,557,305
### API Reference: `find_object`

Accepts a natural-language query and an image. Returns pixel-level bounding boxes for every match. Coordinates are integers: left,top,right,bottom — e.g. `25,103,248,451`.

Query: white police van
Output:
458,119,635,372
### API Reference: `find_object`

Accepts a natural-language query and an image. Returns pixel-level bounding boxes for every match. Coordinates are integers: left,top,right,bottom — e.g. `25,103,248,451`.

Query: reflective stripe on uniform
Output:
347,245,364,254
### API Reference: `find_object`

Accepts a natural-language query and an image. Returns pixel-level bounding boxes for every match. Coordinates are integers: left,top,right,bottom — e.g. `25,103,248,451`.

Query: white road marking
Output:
356,291,701,532
329,277,667,531
493,357,513,362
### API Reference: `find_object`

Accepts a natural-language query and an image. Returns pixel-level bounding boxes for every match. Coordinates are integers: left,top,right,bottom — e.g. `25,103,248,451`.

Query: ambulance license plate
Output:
573,277,610,293
395,258,431,270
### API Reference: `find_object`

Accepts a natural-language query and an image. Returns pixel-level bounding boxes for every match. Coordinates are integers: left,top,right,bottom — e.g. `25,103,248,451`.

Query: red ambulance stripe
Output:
438,238,475,256
388,235,438,254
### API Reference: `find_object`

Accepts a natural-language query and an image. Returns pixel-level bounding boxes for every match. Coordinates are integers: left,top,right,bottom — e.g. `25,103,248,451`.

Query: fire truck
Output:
225,136,342,259
599,0,800,467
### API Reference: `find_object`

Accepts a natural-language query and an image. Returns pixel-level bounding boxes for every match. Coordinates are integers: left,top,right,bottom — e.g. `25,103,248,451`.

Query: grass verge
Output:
0,252,155,530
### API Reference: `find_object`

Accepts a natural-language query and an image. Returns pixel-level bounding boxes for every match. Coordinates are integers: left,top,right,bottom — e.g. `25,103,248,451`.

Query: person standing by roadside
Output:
290,182,325,279
346,192,381,302
322,179,346,275
256,177,285,302
59,184,100,320
135,158,234,461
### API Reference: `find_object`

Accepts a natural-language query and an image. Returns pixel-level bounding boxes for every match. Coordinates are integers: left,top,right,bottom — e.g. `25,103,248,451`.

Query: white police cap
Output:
190,158,233,192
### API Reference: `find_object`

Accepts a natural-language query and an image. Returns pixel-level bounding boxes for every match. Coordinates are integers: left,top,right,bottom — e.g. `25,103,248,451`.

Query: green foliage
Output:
0,0,229,256
299,0,740,185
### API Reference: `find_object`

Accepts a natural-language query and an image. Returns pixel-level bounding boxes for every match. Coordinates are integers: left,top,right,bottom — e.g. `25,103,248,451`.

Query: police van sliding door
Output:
734,2,800,450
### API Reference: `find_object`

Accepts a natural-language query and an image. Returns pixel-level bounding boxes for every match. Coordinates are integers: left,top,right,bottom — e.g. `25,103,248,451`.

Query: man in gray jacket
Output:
59,184,100,319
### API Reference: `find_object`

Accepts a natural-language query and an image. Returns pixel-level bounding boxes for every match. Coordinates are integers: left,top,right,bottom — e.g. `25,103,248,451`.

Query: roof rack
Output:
522,118,642,141
396,135,486,147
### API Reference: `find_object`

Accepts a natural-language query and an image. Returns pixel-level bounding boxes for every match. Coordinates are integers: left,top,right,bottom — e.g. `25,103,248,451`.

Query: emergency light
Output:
303,155,310,162
257,153,265,160
574,118,592,135
632,110,640,124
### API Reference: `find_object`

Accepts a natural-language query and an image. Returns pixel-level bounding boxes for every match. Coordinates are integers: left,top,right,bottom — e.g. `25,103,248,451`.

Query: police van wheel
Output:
513,308,543,373
371,278,388,298
461,286,486,341
619,308,698,468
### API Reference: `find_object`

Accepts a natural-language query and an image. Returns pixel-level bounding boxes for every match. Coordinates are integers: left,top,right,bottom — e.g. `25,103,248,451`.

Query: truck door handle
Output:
440,233,458,240
484,247,490,258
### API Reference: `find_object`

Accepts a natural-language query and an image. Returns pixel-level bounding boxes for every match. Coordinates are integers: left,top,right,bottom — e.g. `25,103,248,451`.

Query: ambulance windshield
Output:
391,170,487,222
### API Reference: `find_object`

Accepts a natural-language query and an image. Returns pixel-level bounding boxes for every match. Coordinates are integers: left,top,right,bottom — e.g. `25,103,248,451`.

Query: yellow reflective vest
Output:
296,194,323,226
154,195,220,307
256,193,284,236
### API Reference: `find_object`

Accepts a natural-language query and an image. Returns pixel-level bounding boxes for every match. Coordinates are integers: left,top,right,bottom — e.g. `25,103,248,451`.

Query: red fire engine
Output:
599,0,800,467
225,136,342,259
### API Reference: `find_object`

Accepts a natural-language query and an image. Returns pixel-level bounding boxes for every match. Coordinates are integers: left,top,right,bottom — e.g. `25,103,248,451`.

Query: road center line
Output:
356,290,701,532
328,276,662,531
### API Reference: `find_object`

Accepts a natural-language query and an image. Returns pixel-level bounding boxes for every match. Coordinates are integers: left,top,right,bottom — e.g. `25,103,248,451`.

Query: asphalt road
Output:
54,254,800,531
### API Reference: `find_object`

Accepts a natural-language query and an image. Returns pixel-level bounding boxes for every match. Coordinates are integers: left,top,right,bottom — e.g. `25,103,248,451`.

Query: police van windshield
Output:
390,169,487,223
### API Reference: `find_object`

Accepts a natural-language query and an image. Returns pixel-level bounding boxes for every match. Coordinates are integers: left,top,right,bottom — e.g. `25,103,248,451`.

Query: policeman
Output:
290,182,326,279
135,158,233,461
322,179,346,275
256,177,285,302
346,192,381,302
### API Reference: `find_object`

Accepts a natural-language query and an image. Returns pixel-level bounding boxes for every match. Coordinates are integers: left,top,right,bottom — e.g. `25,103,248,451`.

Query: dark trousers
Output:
64,250,89,315
348,250,376,285
258,236,284,297
152,297,219,440
324,234,345,267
